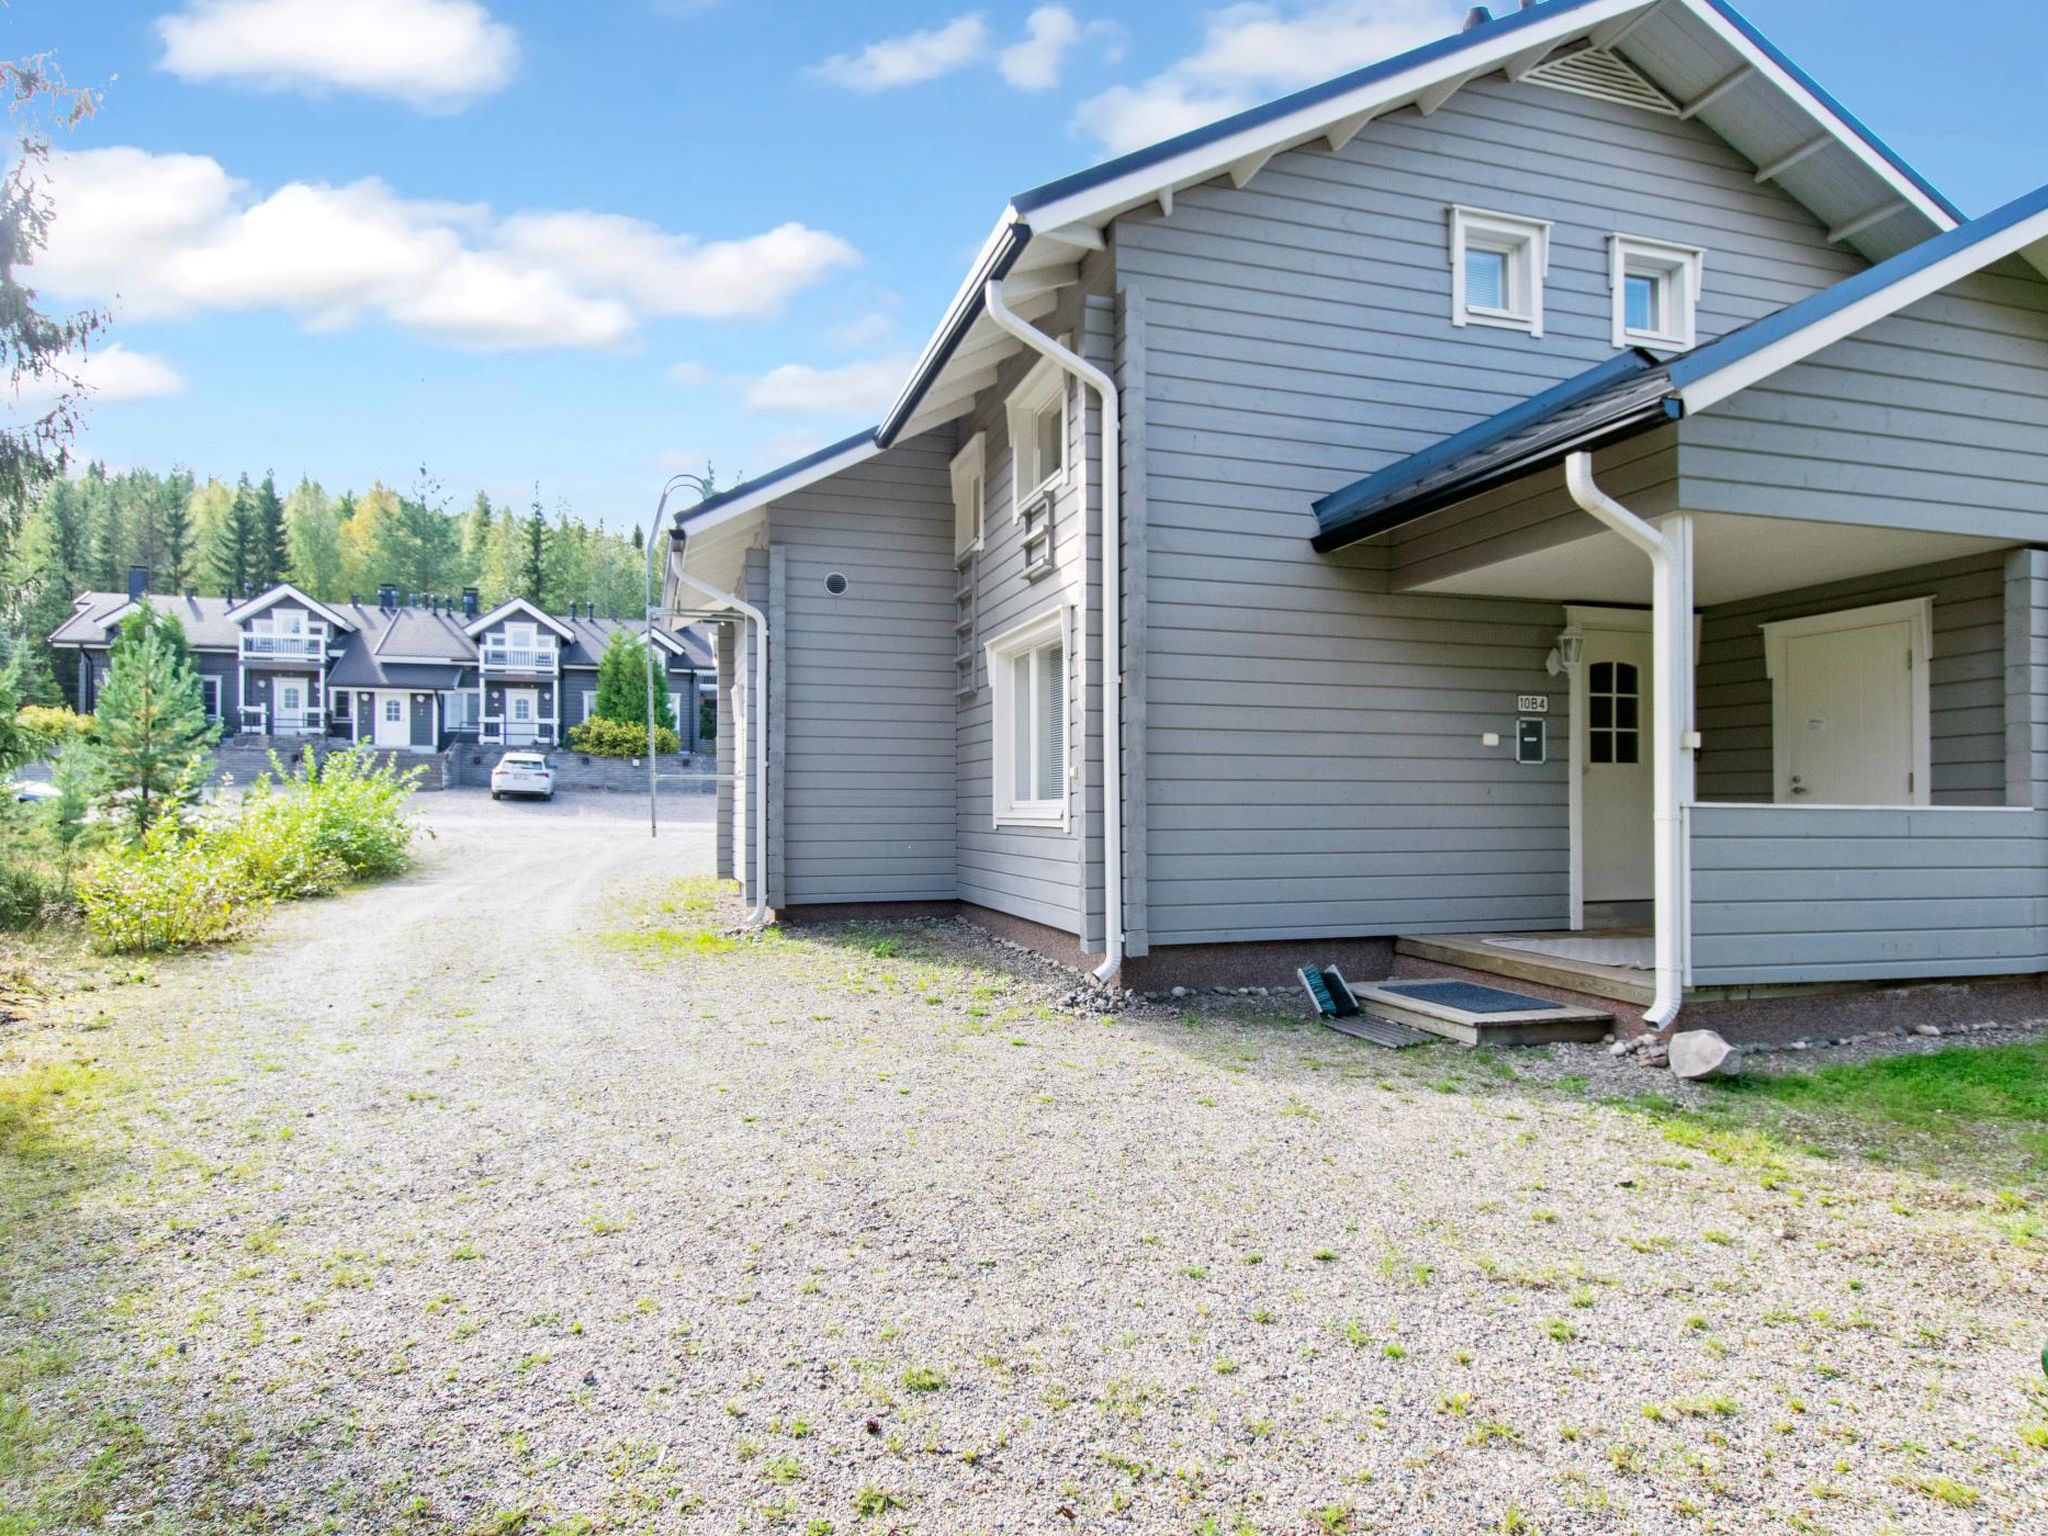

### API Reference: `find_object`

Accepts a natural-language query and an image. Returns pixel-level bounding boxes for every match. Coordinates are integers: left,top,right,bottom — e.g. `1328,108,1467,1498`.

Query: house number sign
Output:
1516,695,1550,714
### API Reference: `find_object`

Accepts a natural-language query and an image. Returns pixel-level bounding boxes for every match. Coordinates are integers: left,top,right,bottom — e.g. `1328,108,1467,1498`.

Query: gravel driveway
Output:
4,789,2045,1535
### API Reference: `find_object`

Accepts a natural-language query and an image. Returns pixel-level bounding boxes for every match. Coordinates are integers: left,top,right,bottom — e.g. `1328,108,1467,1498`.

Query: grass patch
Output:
1725,1040,2048,1130
601,926,738,959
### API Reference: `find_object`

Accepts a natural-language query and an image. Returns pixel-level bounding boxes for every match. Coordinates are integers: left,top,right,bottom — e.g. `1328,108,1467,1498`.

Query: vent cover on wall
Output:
1520,46,1680,116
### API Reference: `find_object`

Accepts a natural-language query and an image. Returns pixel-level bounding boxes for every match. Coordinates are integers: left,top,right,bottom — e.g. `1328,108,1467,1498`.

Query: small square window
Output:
1449,206,1551,337
384,698,402,723
985,607,1069,829
1610,234,1705,352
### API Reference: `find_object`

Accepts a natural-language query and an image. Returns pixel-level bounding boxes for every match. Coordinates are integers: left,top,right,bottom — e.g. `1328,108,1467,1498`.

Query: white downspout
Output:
670,538,770,926
1565,452,1691,1030
983,280,1125,986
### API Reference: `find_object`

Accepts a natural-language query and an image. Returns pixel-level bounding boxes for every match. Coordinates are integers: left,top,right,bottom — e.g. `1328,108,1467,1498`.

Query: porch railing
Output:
480,716,556,745
1686,802,2048,987
479,645,558,673
241,631,327,660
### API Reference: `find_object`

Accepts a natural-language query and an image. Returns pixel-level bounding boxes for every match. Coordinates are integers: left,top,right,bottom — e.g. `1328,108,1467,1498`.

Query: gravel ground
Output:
4,789,2046,1535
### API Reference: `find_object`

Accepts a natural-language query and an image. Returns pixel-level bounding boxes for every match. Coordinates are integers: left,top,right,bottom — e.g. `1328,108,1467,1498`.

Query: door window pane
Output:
1588,659,1642,767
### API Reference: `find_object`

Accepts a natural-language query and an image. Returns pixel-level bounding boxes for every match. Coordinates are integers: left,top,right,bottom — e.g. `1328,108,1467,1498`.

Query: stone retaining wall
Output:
445,746,715,794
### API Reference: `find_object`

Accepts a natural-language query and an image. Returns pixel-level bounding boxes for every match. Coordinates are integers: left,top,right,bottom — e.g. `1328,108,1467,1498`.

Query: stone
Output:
1607,1040,1634,1059
1171,987,1188,999
1668,1030,1743,1082
1912,1024,1941,1038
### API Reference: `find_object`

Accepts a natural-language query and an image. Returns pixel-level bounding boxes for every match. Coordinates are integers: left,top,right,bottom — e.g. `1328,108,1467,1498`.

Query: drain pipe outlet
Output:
1564,451,1688,1030
982,280,1125,987
671,534,770,926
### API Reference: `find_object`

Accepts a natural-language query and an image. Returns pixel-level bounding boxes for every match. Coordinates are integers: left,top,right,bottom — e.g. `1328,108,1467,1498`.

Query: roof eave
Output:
1311,397,1683,555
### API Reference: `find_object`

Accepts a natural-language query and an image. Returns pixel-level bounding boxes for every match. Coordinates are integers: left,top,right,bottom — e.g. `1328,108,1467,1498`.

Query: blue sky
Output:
10,0,2047,530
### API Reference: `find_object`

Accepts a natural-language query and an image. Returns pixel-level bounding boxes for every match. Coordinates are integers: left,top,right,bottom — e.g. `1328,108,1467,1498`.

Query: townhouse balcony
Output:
479,644,560,674
238,706,327,736
240,631,328,661
480,716,557,746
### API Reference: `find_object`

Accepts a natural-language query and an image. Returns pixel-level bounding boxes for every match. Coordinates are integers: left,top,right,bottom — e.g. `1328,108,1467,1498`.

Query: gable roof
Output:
223,583,358,632
677,0,1962,569
465,597,577,641
48,592,246,650
1312,179,2048,551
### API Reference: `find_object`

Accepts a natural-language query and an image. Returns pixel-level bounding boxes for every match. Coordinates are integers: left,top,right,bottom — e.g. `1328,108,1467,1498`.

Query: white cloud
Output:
32,147,860,352
826,311,896,350
667,361,712,387
744,356,915,417
156,0,519,110
812,15,991,92
999,6,1083,90
10,343,188,417
1075,0,1462,154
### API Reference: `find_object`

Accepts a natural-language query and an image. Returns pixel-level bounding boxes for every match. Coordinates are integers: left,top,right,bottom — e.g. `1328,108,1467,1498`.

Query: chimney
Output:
462,587,479,620
378,584,397,611
1463,6,1491,29
126,566,149,601
349,593,360,608
184,587,197,601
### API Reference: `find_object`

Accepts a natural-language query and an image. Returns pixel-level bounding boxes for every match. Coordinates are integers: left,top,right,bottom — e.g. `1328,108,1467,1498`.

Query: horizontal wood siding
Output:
1695,553,2012,806
769,438,958,905
1117,72,1862,948
954,259,1113,935
1689,805,2048,983
1681,259,2048,541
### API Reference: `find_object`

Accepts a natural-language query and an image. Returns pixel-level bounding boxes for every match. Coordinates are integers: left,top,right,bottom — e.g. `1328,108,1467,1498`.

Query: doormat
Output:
1373,980,1564,1015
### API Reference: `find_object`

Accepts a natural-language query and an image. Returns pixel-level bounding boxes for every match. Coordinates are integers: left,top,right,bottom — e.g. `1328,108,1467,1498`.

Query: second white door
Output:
1581,627,1654,907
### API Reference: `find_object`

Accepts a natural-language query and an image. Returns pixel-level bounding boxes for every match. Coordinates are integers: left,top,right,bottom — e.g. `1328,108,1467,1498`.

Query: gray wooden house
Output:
52,578,711,755
665,0,2048,1034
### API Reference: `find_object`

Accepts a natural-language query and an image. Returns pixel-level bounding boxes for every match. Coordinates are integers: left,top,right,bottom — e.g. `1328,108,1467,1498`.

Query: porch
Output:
1364,441,2048,1017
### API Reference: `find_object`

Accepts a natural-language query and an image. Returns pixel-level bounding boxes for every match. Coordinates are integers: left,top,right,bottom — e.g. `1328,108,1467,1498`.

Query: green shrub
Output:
234,746,423,882
76,819,263,953
15,705,91,751
567,717,681,757
0,856,60,931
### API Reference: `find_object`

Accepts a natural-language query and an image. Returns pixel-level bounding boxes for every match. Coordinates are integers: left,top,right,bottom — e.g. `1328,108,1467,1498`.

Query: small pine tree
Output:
591,629,676,730
87,618,218,833
521,486,547,606
210,474,258,595
253,470,289,586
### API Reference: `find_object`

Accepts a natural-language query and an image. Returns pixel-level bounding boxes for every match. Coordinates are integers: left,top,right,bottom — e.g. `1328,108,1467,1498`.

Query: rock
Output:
1668,1029,1743,1082
1912,1024,1940,1038
1171,986,1188,999
1607,1039,1634,1059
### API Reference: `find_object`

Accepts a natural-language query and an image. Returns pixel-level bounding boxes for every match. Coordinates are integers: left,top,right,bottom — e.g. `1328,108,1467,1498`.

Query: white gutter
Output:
982,280,1125,986
1564,452,1691,1030
670,536,770,926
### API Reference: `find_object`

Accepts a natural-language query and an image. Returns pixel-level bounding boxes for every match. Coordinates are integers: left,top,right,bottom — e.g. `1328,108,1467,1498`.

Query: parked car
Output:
8,780,60,804
490,752,554,802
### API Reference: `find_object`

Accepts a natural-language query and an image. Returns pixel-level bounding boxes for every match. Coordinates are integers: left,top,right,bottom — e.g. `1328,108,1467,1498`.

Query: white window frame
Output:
383,697,403,724
1005,356,1070,511
581,689,597,721
198,676,220,719
1610,234,1706,352
951,431,987,558
984,605,1071,831
1449,206,1552,337
442,690,475,729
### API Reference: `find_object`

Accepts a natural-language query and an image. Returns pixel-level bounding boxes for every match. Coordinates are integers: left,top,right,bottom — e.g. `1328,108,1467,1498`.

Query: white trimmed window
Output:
199,676,220,719
1449,206,1552,337
986,607,1069,829
1610,235,1705,351
1005,357,1069,510
383,698,403,723
951,432,987,558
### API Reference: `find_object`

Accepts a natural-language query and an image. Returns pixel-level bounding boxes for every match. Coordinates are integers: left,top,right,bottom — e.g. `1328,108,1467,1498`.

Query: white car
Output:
8,780,61,804
489,752,555,802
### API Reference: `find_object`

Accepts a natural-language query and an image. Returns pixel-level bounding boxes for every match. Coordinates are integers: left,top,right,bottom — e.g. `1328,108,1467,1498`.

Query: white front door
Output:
1768,600,1930,807
276,677,314,733
1579,624,1654,910
505,688,538,744
374,693,409,748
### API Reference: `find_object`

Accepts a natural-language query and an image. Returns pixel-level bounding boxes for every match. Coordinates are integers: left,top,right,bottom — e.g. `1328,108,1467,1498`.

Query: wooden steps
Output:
1352,979,1613,1047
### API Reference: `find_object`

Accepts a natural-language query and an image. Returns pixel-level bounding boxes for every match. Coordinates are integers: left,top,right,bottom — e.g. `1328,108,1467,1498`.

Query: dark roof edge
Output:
676,429,880,524
875,219,1034,446
1314,349,1664,528
1011,0,1959,226
1310,396,1682,554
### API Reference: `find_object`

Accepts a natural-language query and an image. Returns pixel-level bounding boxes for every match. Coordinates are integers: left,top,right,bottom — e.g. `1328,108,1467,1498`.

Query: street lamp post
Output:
644,471,713,838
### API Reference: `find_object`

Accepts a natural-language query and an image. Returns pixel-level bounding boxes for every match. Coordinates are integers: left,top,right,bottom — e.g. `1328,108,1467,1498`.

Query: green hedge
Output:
567,717,681,757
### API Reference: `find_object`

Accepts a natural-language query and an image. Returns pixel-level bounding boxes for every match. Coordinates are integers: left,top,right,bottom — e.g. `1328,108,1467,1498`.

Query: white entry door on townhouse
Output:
373,693,410,749
1579,624,1654,907
1765,599,1930,807
505,688,539,744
